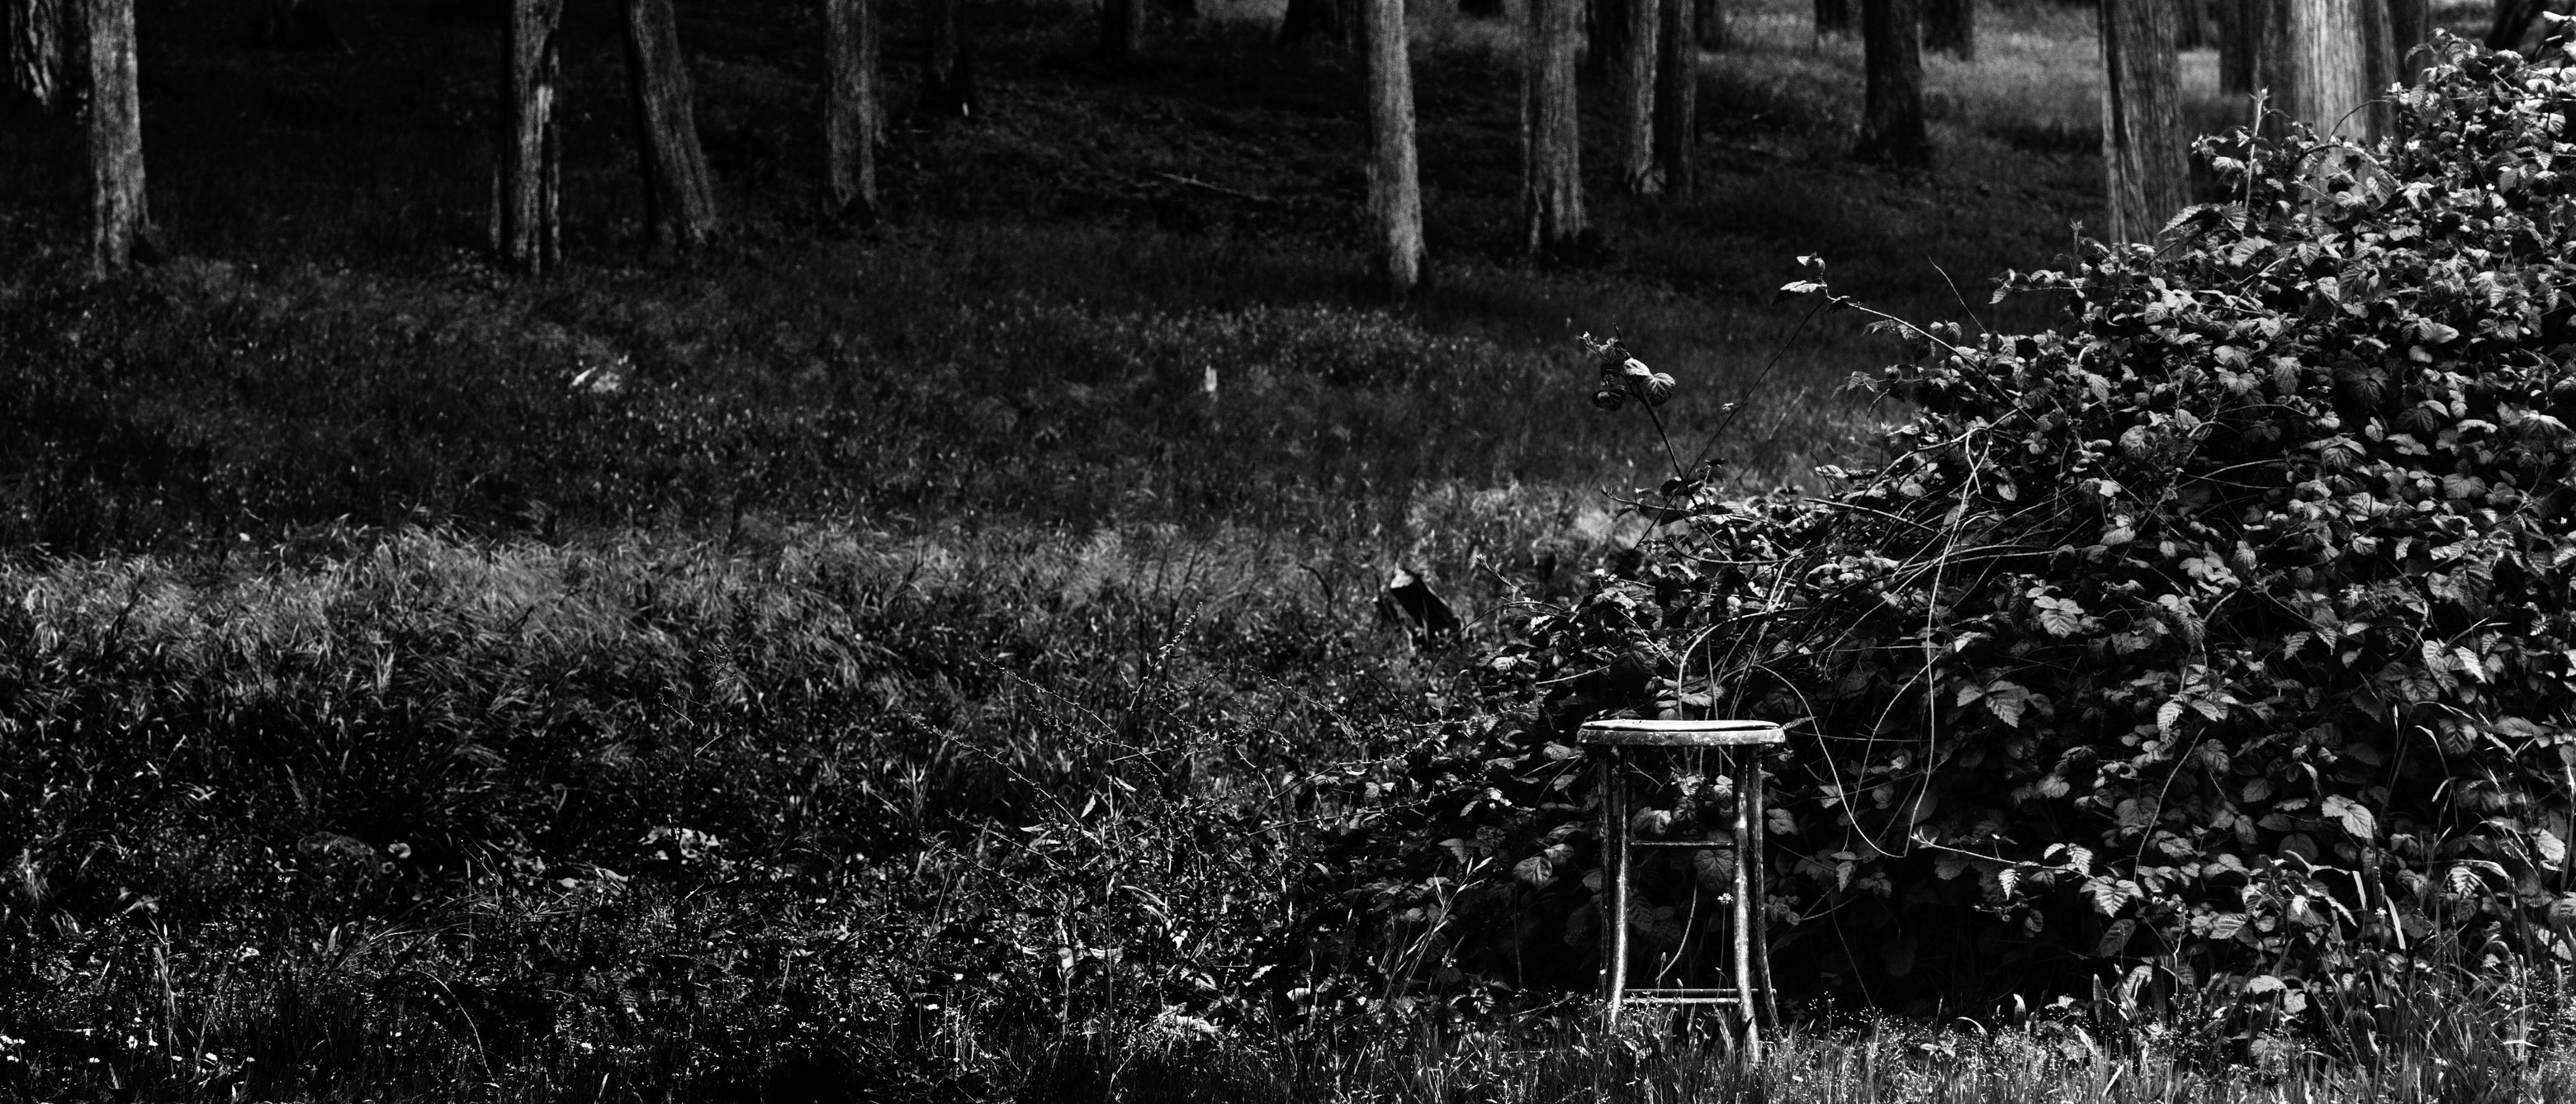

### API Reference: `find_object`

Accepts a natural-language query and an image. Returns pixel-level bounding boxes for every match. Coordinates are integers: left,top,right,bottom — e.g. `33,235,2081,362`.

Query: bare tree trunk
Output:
824,0,879,223
1101,0,1142,58
1362,0,1423,297
83,0,145,278
495,0,562,274
2172,0,2210,48
1922,0,1972,59
2218,0,2256,96
2101,0,2185,243
1523,0,1586,258
1815,0,1851,34
623,0,717,251
922,0,976,116
1854,0,1927,168
1612,0,1659,192
1695,0,1723,49
10,0,68,107
1655,0,1696,195
2258,0,2367,143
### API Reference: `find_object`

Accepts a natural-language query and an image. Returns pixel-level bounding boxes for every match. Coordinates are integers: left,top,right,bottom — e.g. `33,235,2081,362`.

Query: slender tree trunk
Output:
1922,0,1973,59
623,0,717,251
923,0,976,116
83,0,145,278
1612,0,1659,192
2172,0,2209,48
2257,0,2367,143
1522,0,1586,258
1814,0,1850,34
1695,0,1723,49
2218,0,2255,95
10,0,68,107
2100,0,2185,243
823,0,879,223
1460,0,1501,19
1101,0,1141,58
1854,0,1927,168
1362,0,1423,297
495,0,563,274
1655,0,1696,195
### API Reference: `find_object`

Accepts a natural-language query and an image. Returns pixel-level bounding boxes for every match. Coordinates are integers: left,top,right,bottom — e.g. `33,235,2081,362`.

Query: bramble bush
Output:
1374,31,2576,1033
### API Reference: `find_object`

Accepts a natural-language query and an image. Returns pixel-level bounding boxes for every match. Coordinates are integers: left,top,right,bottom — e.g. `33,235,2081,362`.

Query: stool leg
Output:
1732,746,1760,1064
1749,756,1778,1031
1603,746,1629,1026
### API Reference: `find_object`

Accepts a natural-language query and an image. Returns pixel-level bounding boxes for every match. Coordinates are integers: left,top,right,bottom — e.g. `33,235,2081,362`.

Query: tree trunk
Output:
922,0,976,116
83,0,145,278
1854,0,1927,168
623,0,717,251
1362,0,1423,297
2172,0,2209,49
1101,0,1142,58
2218,0,2256,96
2359,0,2421,91
10,0,68,107
2257,0,2368,144
823,0,879,223
2100,0,2185,243
1695,0,1722,49
1522,0,1586,258
1612,0,1658,192
1814,0,1850,35
495,0,562,274
1922,0,1972,59
1655,0,1696,195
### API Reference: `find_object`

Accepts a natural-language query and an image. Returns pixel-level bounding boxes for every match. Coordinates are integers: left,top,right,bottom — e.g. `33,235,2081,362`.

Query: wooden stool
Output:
1579,718,1784,1054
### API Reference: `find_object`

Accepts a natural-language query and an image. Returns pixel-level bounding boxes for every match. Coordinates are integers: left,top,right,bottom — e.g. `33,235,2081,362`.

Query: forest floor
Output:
0,0,2539,1100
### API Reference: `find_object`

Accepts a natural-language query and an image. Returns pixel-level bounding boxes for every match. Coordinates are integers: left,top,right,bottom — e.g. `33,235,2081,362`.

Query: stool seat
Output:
1578,719,1786,746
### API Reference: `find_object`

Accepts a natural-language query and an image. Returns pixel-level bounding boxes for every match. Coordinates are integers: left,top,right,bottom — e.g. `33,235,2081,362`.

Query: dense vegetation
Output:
10,0,2576,1100
1396,26,2576,1048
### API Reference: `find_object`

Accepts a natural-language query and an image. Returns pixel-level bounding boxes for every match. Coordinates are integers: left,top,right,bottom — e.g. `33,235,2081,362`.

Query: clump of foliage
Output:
1390,31,2576,1029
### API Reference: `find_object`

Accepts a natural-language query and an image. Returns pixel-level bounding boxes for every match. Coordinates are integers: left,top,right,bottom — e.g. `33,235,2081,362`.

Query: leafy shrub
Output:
1389,31,2576,1026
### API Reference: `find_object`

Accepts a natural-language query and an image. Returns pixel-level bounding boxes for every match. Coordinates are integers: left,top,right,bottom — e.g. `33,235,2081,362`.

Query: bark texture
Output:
1522,0,1586,258
623,0,717,250
83,0,145,279
1362,0,1423,297
2257,0,2368,143
1853,0,1927,168
2488,0,2549,50
496,0,563,274
922,0,975,116
263,0,348,53
9,0,66,107
1655,0,1696,196
2375,0,2429,93
823,0,879,222
2100,0,2186,244
1814,0,1850,33
1922,0,1972,59
1612,0,1659,192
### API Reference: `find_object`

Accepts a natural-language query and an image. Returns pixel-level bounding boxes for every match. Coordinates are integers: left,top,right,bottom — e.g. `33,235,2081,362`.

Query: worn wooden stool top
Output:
1576,718,1786,746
